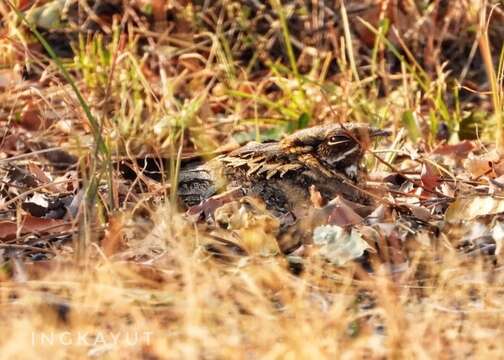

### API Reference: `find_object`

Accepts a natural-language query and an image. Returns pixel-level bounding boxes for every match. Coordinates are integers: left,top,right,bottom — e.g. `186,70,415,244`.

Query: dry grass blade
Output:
1,1,504,358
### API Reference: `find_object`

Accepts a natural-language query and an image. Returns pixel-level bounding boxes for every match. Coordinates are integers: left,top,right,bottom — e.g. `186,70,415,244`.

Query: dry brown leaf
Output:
432,140,477,157
421,162,440,192
27,162,52,186
19,102,47,131
445,196,504,222
403,204,431,222
463,150,504,178
0,216,72,241
186,188,243,220
214,196,280,256
464,158,494,178
326,196,364,227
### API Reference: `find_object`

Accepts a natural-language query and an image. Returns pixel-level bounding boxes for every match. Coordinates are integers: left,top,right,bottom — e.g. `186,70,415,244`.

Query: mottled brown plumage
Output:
178,123,389,252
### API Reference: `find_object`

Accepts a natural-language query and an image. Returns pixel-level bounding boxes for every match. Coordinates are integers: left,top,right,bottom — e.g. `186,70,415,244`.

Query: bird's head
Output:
281,123,390,177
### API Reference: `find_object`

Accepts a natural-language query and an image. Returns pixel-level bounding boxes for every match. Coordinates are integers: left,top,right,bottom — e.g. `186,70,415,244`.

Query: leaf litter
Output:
2,0,504,358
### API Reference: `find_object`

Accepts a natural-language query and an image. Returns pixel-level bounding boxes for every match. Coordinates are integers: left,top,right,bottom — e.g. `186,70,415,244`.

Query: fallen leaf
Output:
463,158,494,178
186,188,243,221
214,196,280,256
463,150,504,178
19,102,47,131
27,162,51,185
366,204,389,224
0,216,72,241
432,140,477,157
326,196,364,226
445,196,504,222
421,162,440,192
402,204,431,222
313,225,372,266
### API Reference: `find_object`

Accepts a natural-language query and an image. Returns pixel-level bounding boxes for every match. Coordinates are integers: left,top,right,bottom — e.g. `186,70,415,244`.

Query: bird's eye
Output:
328,135,349,145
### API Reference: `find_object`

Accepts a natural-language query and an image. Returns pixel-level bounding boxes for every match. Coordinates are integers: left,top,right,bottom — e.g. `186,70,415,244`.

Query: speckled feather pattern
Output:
178,124,386,210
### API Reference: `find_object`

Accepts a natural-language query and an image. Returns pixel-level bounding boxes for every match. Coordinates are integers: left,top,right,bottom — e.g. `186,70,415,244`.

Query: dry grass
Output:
2,208,504,358
1,0,504,358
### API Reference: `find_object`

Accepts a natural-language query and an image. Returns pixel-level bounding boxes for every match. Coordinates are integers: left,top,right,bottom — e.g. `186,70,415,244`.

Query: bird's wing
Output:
221,142,304,179
228,142,282,159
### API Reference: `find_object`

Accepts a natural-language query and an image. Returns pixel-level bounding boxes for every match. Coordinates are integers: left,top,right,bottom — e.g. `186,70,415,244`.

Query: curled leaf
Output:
313,225,372,266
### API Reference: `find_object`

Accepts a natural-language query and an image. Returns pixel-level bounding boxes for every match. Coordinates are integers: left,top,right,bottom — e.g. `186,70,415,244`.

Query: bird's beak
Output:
370,128,391,138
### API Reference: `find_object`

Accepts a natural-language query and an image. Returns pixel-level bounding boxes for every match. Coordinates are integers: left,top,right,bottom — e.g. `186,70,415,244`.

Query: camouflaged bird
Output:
177,123,389,250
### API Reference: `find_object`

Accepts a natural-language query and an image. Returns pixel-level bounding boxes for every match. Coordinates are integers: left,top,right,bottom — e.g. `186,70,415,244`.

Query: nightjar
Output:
178,123,389,252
